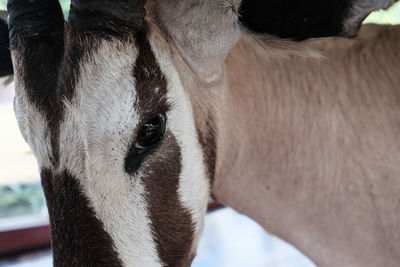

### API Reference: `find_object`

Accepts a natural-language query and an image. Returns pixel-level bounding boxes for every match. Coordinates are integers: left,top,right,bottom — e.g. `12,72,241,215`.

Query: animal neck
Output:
212,25,400,266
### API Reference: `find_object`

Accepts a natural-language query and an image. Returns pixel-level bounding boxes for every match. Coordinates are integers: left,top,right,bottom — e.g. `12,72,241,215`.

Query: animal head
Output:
1,0,396,266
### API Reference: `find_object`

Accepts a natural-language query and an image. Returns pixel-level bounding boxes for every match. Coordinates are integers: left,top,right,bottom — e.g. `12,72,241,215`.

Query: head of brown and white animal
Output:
3,0,397,266
7,0,222,265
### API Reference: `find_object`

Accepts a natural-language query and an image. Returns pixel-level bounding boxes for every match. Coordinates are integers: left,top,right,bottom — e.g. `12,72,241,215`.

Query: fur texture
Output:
214,24,400,267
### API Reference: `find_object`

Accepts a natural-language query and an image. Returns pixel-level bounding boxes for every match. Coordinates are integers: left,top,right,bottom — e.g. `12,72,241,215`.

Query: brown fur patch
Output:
132,27,170,120
41,169,122,267
143,132,195,267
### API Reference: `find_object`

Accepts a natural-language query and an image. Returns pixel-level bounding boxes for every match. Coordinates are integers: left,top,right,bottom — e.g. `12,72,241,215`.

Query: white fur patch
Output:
13,69,53,170
152,43,210,255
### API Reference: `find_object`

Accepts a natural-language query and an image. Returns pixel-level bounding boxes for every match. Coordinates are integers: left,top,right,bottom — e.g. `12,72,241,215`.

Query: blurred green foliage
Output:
365,1,400,24
0,183,45,218
59,0,71,16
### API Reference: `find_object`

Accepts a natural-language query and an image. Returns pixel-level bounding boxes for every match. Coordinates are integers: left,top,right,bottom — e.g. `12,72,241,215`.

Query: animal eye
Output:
135,114,166,150
125,114,167,173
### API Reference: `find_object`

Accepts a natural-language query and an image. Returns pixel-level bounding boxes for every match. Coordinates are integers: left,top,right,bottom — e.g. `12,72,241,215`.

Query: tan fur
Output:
155,20,400,266
211,24,400,266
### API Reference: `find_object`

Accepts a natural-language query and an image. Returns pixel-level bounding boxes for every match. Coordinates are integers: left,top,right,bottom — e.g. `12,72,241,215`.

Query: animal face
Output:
8,0,211,264
13,22,209,267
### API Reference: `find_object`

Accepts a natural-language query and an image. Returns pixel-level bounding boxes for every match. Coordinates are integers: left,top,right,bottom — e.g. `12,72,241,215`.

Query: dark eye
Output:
125,114,167,173
135,114,166,150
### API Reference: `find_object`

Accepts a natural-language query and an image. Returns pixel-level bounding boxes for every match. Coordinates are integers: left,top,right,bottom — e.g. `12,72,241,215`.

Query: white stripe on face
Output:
151,36,210,256
60,39,162,267
13,67,53,170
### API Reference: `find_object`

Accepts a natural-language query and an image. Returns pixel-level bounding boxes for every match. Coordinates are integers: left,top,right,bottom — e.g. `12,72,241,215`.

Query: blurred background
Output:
0,1,400,266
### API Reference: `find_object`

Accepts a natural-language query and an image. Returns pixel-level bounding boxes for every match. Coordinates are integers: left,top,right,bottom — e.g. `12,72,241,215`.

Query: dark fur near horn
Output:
69,0,146,34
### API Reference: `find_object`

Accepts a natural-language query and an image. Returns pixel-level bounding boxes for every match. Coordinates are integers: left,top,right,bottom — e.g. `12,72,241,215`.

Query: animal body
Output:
1,0,399,266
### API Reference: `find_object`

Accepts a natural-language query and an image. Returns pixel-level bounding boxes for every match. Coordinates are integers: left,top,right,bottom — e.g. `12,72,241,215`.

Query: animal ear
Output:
0,12,13,77
239,0,397,40
149,0,241,78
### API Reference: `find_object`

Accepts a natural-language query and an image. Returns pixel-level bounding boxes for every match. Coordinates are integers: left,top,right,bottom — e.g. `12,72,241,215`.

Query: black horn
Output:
7,0,64,115
7,0,64,47
69,0,147,34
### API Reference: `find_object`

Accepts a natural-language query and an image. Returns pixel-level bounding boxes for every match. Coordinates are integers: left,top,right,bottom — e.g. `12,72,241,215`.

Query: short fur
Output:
214,25,400,266
143,132,195,266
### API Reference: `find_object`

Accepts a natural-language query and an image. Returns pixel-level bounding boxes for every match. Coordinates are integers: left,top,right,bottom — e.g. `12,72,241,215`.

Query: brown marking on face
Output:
128,25,195,266
41,169,122,267
132,27,170,119
142,132,195,267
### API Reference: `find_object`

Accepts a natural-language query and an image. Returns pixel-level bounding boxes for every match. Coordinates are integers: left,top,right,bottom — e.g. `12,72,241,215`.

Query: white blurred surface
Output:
192,208,315,267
